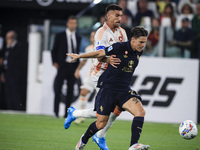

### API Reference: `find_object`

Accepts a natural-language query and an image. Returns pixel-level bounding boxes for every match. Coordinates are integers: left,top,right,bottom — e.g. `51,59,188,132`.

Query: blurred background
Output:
0,0,199,124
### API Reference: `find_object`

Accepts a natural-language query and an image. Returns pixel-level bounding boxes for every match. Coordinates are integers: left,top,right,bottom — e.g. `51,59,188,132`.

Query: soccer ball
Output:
179,120,198,139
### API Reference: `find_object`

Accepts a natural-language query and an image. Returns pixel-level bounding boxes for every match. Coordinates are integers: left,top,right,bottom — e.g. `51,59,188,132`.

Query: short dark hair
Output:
105,4,122,14
182,17,190,22
131,27,148,39
66,15,77,23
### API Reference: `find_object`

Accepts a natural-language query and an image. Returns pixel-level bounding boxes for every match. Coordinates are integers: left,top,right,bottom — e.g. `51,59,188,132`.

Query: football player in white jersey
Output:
64,4,128,150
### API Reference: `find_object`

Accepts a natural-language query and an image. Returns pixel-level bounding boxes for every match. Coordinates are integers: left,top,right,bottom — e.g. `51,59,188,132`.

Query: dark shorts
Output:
94,88,141,115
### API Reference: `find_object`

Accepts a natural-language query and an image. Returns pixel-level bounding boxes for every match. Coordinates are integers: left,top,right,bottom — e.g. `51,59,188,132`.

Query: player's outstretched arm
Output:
66,50,106,63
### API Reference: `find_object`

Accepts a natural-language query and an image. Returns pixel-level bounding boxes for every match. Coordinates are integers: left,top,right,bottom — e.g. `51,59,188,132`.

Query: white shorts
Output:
80,74,100,93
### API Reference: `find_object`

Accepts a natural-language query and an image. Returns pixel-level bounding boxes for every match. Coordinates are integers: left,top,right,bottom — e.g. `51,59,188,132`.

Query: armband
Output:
96,45,105,51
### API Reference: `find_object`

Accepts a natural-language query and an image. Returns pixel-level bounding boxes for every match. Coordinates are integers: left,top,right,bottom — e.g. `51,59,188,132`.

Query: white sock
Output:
79,96,87,109
97,112,117,137
73,108,96,118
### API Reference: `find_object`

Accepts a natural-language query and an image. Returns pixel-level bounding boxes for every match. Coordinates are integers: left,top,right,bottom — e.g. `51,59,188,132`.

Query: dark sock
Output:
130,117,144,146
82,121,99,144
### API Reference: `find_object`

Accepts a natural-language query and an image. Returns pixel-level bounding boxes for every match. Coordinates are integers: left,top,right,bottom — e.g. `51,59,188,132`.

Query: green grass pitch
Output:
0,112,199,150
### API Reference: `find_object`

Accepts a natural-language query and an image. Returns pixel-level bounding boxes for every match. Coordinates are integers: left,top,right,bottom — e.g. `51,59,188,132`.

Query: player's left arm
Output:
67,50,105,63
98,46,121,68
107,55,121,68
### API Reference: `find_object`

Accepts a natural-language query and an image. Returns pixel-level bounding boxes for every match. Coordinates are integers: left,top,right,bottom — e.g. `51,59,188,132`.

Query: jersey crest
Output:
119,36,123,42
128,60,134,68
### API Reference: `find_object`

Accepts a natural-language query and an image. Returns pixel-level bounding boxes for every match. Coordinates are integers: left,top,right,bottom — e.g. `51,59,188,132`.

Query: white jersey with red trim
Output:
91,22,128,78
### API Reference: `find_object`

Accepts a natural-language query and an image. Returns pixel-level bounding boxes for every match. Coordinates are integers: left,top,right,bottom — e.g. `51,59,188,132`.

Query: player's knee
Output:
141,109,146,117
97,122,106,130
135,108,146,117
96,121,107,130
80,89,88,97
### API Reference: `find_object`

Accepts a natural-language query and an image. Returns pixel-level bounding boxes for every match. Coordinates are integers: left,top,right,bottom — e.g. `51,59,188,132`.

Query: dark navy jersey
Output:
97,41,143,91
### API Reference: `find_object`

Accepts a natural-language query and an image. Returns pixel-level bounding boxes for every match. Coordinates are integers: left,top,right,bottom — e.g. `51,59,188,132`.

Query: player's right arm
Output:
67,50,106,63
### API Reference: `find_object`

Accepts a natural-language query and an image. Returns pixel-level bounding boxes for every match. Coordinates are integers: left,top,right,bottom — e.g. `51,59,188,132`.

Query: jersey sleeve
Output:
104,43,120,56
94,29,107,51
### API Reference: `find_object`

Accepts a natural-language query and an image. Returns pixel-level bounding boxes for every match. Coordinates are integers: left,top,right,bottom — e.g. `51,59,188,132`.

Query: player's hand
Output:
109,55,121,68
66,53,80,63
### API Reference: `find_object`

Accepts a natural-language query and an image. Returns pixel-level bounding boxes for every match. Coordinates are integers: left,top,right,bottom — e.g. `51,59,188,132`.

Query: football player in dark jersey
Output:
67,26,150,150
